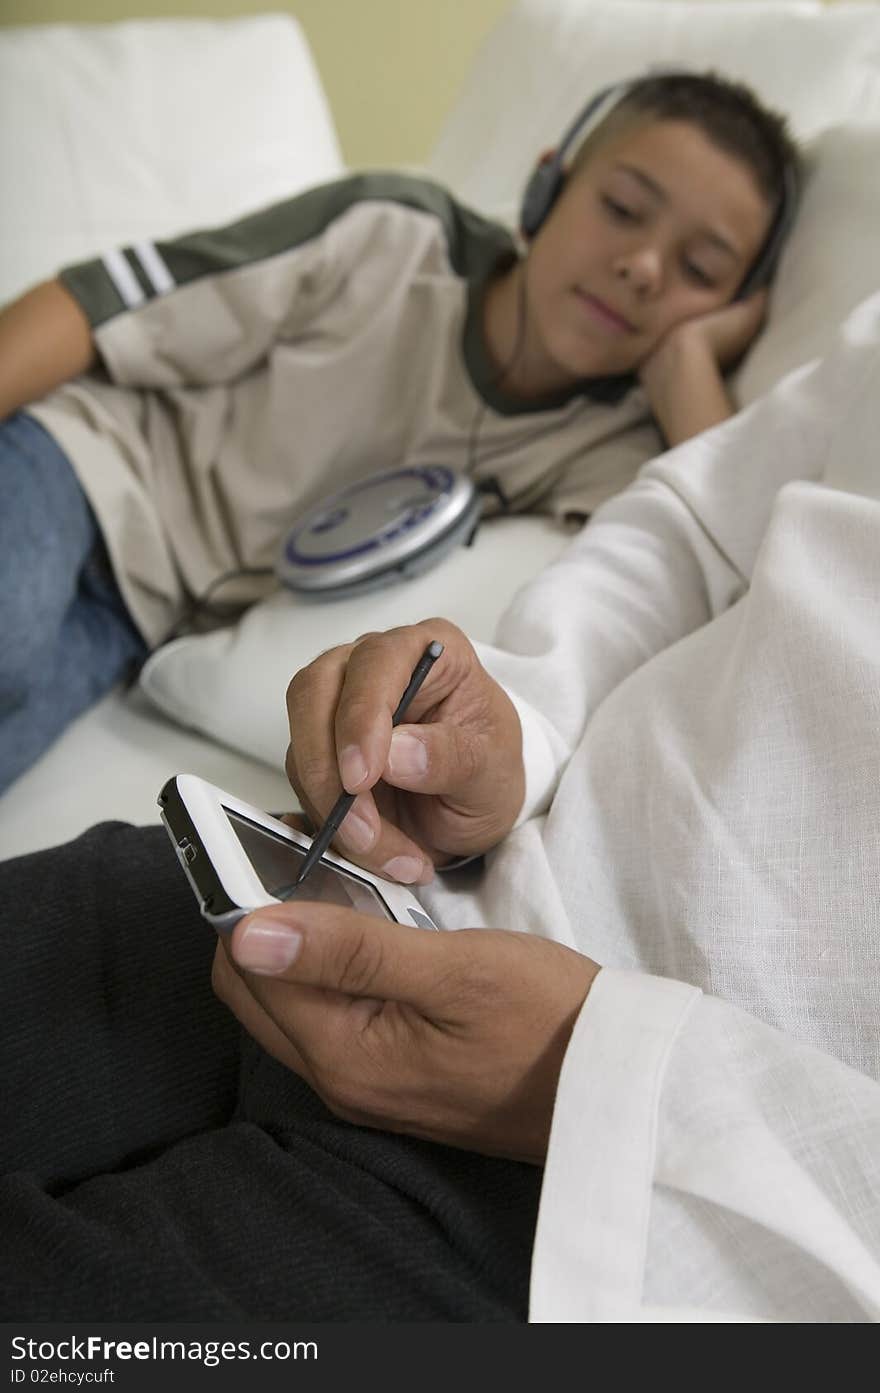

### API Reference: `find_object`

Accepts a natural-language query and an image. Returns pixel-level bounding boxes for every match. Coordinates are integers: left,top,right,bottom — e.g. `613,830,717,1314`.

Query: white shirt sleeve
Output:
434,295,880,1320
531,969,880,1323
478,296,880,823
476,472,745,823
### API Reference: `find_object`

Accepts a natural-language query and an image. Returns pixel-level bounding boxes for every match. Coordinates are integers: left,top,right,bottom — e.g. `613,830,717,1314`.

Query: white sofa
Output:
2,0,880,860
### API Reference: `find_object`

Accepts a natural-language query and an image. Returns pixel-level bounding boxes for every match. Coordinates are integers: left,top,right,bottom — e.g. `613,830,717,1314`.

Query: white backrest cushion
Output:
0,15,344,304
427,0,880,225
735,123,880,404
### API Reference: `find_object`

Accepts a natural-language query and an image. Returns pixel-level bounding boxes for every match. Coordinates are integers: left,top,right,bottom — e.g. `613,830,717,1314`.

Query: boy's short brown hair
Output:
574,71,801,209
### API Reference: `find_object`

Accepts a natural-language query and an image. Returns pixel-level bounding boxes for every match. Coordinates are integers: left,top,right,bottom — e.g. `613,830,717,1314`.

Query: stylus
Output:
293,639,445,889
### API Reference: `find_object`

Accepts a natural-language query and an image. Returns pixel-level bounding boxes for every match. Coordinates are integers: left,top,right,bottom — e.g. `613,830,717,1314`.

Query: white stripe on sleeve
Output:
132,240,175,296
101,249,146,309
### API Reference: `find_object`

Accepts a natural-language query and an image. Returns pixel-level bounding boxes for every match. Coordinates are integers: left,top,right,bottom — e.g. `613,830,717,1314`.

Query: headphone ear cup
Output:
520,161,563,237
735,229,780,299
734,164,799,301
734,260,767,302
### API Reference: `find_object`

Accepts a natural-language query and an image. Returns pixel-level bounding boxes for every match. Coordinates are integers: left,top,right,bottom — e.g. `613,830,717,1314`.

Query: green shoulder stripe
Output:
60,173,515,328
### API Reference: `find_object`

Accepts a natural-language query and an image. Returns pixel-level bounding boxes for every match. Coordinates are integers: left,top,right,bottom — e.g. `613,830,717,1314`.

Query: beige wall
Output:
0,1,512,168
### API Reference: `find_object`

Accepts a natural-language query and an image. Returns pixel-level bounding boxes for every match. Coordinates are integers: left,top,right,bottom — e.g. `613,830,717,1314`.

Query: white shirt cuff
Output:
529,967,701,1322
506,688,570,827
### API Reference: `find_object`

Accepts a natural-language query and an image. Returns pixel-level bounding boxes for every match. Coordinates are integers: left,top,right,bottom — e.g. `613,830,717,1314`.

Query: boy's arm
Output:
638,290,767,446
0,280,96,421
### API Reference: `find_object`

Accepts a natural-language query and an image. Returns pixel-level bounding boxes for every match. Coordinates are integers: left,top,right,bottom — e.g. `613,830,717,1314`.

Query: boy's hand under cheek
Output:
675,288,769,369
638,290,768,447
643,288,768,381
211,900,601,1165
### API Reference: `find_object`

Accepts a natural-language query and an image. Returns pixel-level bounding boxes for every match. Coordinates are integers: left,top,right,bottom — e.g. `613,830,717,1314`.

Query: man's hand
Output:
284,618,525,884
212,902,601,1164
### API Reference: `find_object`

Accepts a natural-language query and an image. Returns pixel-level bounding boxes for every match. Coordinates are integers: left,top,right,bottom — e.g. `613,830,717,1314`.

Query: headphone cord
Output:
166,255,541,642
466,258,530,505
466,254,592,514
163,564,275,643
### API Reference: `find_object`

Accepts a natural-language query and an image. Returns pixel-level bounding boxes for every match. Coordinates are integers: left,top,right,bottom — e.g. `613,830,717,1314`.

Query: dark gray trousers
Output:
0,823,540,1321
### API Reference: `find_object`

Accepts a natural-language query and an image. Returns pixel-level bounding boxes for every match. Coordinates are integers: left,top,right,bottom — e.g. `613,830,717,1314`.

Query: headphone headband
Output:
519,79,629,240
518,72,798,299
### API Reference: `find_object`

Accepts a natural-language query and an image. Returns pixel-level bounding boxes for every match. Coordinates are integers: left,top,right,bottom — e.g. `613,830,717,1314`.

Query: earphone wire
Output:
465,258,531,505
167,240,590,641
169,277,530,643
164,564,275,643
465,247,593,513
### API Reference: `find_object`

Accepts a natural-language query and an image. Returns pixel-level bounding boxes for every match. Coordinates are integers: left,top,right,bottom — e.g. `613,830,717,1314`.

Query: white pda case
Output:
159,774,438,933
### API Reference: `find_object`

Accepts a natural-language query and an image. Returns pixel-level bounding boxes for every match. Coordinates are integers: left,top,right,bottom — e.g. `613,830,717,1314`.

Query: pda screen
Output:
225,809,394,919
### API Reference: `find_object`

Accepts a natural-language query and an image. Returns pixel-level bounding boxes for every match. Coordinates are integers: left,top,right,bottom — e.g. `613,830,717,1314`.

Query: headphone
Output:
519,74,799,300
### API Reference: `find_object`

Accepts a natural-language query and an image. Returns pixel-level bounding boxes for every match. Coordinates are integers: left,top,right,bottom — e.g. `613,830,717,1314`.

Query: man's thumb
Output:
230,900,451,1007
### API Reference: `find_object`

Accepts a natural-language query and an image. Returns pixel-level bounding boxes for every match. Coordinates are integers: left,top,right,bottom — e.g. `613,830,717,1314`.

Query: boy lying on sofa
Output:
0,72,797,791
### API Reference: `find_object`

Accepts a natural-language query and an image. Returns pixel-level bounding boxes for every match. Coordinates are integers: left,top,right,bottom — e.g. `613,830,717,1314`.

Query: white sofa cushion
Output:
0,14,344,304
735,123,880,404
426,0,880,226
139,515,572,768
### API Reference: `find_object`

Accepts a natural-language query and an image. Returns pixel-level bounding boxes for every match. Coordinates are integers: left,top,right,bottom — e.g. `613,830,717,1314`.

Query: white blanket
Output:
421,291,880,1321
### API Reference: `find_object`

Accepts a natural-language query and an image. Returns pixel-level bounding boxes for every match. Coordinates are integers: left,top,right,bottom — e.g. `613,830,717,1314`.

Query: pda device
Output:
159,774,439,933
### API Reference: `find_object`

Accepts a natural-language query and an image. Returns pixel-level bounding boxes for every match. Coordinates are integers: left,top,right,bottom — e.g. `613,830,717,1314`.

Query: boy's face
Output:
522,116,773,383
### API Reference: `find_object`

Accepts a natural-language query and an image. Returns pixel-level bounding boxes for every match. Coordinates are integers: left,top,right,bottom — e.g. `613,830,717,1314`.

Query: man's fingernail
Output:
340,745,368,790
388,731,428,779
382,855,428,885
341,807,375,852
236,918,303,975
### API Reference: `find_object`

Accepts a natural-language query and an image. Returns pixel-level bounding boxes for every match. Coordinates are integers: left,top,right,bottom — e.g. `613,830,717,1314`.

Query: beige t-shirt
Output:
30,172,658,645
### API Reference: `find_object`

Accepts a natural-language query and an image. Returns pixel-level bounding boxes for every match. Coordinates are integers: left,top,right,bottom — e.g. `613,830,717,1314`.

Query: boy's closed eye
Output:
600,193,642,223
682,259,717,288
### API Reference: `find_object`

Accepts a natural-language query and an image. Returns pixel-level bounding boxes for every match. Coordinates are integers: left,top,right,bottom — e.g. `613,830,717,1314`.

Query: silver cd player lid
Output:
277,465,482,598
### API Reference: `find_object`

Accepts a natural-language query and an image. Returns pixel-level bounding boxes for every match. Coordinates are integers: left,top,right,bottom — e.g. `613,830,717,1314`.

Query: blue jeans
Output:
0,412,148,792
